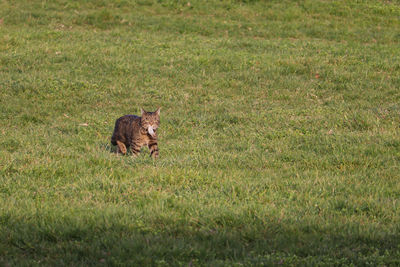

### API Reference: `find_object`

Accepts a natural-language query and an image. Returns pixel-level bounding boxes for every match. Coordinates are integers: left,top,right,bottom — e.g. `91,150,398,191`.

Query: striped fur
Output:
111,108,160,159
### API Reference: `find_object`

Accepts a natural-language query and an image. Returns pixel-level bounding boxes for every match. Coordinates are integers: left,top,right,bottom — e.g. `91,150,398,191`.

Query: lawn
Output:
0,0,400,265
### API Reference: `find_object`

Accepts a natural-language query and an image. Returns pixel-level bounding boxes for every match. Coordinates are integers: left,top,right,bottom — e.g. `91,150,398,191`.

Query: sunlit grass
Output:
1,0,399,265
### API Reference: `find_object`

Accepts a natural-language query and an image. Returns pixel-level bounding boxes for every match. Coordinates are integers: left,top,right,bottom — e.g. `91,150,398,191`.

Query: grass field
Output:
1,0,400,265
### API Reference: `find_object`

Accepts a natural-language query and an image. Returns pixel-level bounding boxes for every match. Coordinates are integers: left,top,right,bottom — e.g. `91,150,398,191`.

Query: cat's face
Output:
141,108,160,138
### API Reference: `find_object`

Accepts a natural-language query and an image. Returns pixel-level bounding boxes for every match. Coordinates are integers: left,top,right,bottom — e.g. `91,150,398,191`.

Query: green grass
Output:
1,0,400,265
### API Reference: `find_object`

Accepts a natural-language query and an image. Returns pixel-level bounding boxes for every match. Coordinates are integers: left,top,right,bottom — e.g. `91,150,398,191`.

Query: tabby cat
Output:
111,108,160,158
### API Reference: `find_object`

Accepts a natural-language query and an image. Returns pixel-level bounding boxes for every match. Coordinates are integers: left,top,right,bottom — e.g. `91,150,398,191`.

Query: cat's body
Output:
111,108,160,158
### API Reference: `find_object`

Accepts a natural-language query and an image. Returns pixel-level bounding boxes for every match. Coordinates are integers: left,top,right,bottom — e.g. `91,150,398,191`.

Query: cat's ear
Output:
141,107,146,116
155,107,161,116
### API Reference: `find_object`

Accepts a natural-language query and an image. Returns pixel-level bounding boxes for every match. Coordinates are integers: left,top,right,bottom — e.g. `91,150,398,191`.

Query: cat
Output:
111,107,160,158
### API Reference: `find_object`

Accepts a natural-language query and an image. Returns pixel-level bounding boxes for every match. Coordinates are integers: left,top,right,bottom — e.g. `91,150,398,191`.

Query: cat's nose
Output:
148,126,156,137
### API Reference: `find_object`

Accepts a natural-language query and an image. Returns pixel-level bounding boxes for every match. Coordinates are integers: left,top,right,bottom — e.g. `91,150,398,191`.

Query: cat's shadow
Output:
100,142,141,156
100,143,119,154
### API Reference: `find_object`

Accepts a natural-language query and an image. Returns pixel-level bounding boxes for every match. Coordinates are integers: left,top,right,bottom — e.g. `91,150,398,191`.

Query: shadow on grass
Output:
1,213,399,266
100,142,143,156
99,142,120,154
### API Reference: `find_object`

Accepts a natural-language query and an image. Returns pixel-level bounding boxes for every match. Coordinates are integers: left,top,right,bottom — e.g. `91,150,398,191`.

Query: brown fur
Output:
111,108,160,158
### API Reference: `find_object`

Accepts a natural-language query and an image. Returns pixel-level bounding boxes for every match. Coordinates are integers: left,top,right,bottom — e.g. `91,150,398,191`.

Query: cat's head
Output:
140,107,160,138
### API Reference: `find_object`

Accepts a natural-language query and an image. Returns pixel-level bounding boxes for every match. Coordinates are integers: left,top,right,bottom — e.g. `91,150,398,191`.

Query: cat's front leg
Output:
130,140,142,157
148,140,159,159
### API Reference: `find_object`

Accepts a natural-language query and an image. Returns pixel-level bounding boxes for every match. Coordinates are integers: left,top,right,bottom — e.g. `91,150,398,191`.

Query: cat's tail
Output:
111,134,117,146
110,120,118,146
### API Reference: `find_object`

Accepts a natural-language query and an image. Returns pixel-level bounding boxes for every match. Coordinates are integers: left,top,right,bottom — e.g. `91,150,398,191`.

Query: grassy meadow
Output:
1,0,400,265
